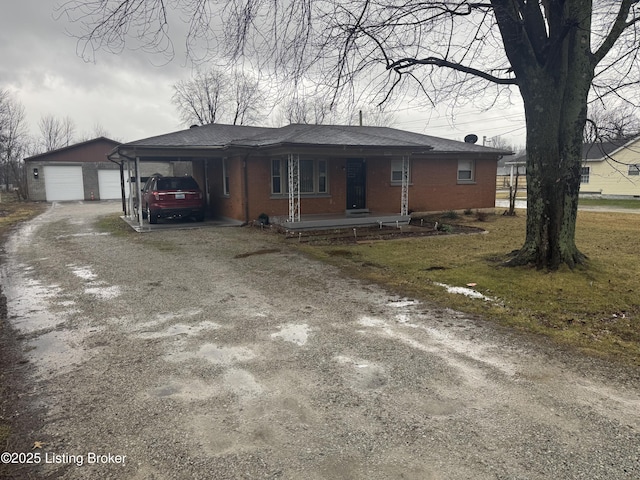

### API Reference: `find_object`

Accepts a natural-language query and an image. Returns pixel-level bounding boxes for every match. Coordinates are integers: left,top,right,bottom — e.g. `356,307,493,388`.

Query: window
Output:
222,158,230,195
390,159,410,183
457,159,475,182
271,158,328,194
580,166,590,184
272,160,282,193
628,164,640,176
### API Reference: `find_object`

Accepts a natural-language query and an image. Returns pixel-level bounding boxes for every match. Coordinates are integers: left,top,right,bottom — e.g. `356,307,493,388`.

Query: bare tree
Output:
172,69,227,125
38,114,76,152
585,102,640,142
59,1,640,269
229,71,264,126
172,68,264,126
0,90,31,199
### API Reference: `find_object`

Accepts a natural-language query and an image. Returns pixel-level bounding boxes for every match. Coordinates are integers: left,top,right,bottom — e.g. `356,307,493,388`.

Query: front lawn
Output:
300,210,640,365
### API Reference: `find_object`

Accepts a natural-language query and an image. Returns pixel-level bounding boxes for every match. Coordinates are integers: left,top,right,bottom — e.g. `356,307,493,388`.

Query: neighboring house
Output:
25,137,193,202
580,136,640,197
109,123,508,228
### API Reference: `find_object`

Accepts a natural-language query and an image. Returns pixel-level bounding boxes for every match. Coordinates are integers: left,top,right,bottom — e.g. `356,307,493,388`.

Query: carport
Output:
107,149,216,231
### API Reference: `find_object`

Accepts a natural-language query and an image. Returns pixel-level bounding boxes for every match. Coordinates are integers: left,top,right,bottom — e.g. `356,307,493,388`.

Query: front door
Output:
346,159,366,210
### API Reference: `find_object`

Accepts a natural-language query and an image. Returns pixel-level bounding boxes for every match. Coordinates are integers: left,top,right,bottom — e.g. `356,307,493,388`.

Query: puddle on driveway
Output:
166,343,256,365
136,321,220,339
69,265,98,280
271,324,310,346
26,327,101,375
84,283,121,300
135,308,204,331
148,377,219,400
223,368,263,398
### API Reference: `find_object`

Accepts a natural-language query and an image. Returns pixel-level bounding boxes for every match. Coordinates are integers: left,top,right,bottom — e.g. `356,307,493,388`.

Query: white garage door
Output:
98,170,127,200
44,166,84,201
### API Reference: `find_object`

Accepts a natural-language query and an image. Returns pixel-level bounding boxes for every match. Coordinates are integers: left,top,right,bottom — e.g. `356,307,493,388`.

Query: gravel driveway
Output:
2,201,639,479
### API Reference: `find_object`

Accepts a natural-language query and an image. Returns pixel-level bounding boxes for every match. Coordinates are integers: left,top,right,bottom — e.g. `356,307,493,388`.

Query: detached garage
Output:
25,137,121,202
98,169,128,200
43,165,85,201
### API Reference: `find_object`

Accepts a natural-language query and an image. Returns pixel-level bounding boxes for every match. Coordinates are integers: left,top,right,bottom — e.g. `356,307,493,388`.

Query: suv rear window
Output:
157,177,199,190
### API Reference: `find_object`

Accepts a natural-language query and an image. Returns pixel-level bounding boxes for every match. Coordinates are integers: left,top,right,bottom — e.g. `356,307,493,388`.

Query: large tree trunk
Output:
500,1,595,270
508,73,591,269
508,110,586,269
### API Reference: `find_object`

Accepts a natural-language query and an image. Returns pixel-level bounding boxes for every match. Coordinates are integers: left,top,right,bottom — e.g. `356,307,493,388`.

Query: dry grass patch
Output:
300,210,640,365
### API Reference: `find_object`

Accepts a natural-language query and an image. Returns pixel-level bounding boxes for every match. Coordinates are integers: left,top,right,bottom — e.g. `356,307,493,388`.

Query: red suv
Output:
140,175,205,224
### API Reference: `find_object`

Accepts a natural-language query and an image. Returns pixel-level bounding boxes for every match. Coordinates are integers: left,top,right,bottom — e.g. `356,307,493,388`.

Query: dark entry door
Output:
346,159,366,210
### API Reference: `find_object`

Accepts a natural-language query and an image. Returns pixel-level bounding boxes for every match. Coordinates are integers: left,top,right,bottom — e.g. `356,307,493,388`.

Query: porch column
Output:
135,157,143,228
400,155,409,216
288,153,300,222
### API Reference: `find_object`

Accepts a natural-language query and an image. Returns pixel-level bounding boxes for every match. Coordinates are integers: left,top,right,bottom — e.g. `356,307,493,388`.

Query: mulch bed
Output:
258,218,487,245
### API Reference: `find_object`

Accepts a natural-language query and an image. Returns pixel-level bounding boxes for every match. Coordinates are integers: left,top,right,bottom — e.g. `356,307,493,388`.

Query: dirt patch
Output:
234,248,281,259
265,219,486,245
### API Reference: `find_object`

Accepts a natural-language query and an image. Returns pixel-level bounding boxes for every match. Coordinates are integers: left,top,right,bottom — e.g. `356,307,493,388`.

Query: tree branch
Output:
387,56,518,85
593,0,638,64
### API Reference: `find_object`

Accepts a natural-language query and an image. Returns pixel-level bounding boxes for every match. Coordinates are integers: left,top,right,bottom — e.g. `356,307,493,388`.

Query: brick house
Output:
109,124,507,228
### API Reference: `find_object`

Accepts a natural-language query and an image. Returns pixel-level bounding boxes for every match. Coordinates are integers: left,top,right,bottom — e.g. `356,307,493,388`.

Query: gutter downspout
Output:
242,153,251,224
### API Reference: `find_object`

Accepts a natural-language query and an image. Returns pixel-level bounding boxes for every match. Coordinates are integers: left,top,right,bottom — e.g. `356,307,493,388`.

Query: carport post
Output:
126,158,134,220
135,157,143,228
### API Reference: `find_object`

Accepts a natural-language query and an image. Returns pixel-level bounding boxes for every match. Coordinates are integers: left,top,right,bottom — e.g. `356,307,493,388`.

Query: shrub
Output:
475,210,488,222
441,210,460,220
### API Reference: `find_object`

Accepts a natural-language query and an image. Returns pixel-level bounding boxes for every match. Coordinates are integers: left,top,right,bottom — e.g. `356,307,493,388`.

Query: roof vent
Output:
464,134,478,144
190,124,199,129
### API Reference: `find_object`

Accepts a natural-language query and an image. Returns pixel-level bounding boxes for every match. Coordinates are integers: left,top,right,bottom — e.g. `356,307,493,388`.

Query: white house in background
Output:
580,136,640,197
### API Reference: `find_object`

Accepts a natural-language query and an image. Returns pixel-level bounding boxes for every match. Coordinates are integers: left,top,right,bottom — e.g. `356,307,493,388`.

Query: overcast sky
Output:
1,0,527,147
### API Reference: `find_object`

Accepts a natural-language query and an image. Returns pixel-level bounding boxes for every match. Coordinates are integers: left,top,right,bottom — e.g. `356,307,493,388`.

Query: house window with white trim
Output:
580,166,590,184
272,160,282,193
390,159,410,183
271,158,328,194
628,164,640,176
457,159,475,182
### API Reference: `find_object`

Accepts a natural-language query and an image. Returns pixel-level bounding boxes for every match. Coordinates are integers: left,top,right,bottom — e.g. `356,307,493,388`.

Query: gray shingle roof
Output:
582,138,633,160
125,124,274,148
121,123,508,154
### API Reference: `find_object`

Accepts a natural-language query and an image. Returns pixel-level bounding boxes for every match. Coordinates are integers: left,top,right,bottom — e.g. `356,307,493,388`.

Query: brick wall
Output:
209,154,498,223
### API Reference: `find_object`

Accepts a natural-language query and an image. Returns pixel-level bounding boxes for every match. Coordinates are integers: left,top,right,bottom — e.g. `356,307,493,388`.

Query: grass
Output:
0,200,47,234
578,198,640,209
95,213,181,252
497,190,640,209
299,209,640,365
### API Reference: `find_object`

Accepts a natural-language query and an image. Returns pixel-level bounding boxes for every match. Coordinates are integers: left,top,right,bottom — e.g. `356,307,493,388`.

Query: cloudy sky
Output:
2,0,526,147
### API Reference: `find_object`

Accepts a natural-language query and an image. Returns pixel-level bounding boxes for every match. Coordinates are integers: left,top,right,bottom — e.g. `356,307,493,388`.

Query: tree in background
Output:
38,114,76,152
59,1,640,269
172,68,264,126
0,90,31,199
585,103,640,142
